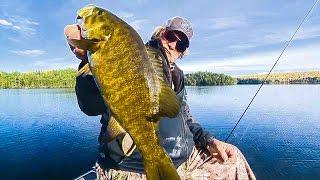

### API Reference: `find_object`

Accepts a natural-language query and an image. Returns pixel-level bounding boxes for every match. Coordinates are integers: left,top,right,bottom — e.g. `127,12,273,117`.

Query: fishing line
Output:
198,0,319,167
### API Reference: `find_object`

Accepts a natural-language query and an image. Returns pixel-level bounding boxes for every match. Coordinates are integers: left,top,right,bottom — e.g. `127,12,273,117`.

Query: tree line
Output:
185,72,237,86
0,69,76,89
237,71,320,84
0,70,237,89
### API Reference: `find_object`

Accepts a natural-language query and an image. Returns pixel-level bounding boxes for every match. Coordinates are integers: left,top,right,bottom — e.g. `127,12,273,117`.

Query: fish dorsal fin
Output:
146,46,180,118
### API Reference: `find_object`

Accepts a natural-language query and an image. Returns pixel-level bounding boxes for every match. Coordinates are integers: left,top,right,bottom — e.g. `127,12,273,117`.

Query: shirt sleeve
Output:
75,62,108,116
184,103,215,149
66,25,107,116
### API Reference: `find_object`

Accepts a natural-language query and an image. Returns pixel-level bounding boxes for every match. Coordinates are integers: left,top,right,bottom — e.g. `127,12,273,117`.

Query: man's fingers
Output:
64,24,81,40
225,145,237,164
216,145,228,162
65,24,88,61
226,145,236,158
74,48,86,56
207,139,239,164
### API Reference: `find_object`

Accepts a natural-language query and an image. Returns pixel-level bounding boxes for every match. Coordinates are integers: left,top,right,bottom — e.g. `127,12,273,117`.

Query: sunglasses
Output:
164,30,189,53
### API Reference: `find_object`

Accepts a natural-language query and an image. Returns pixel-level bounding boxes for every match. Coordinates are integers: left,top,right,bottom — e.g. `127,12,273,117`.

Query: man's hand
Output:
207,138,237,164
64,24,87,60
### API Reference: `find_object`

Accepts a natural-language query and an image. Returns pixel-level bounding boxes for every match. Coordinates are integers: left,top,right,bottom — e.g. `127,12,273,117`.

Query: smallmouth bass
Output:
68,5,181,180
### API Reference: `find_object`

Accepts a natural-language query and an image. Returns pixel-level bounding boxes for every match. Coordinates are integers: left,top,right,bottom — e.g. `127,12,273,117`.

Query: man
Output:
65,14,255,179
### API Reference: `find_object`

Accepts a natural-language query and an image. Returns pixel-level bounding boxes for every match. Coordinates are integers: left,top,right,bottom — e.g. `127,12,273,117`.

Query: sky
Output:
0,0,320,75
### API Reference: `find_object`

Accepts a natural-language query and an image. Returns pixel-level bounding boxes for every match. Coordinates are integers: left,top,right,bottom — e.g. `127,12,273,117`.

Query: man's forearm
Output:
184,104,214,149
188,122,214,149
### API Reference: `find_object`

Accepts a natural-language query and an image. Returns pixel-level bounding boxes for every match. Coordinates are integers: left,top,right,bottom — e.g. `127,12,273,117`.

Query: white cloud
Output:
295,24,320,40
180,43,320,75
249,11,279,17
113,11,149,32
202,30,236,41
222,23,320,51
10,49,45,56
117,11,134,19
23,19,39,26
114,11,150,31
33,57,78,70
10,16,39,35
209,16,248,30
0,19,13,26
228,44,257,50
128,19,150,30
12,25,22,30
135,0,147,4
7,37,21,43
0,16,39,36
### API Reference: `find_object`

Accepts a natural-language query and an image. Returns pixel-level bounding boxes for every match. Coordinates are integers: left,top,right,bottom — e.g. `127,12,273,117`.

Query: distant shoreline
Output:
0,69,319,89
236,71,320,85
2,84,320,90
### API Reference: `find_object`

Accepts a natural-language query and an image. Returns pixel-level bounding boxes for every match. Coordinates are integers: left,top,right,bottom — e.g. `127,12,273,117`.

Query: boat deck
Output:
74,168,97,180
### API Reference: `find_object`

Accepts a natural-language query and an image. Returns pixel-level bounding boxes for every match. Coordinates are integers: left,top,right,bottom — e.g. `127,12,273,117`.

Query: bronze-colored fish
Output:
69,5,181,180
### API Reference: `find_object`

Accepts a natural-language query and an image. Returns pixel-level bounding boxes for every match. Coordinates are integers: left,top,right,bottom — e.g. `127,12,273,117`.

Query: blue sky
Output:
0,0,320,75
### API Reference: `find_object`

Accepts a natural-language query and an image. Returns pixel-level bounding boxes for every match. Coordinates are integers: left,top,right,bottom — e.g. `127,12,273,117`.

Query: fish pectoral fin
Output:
105,116,126,142
121,133,136,157
146,47,180,118
157,81,181,118
146,46,168,83
67,38,100,52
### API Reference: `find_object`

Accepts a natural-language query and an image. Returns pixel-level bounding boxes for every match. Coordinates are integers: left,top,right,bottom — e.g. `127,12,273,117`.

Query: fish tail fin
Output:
144,158,180,180
67,38,100,52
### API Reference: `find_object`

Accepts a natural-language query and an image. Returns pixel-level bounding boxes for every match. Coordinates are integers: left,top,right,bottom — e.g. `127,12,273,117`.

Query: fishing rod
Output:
197,0,320,168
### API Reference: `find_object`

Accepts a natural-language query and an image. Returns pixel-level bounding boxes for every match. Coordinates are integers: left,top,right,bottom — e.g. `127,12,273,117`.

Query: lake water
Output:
0,85,319,179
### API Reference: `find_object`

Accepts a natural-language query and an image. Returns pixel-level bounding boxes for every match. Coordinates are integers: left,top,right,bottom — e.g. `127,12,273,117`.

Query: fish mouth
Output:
76,5,115,43
77,18,111,43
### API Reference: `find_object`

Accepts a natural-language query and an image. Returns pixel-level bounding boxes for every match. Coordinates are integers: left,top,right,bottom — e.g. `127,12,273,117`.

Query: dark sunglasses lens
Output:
164,31,177,42
176,40,189,52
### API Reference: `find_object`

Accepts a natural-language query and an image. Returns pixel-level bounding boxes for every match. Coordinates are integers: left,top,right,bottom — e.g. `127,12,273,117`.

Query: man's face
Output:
160,30,189,64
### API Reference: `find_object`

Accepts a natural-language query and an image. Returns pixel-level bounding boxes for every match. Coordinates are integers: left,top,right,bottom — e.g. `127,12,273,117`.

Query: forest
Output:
185,71,237,86
0,69,76,89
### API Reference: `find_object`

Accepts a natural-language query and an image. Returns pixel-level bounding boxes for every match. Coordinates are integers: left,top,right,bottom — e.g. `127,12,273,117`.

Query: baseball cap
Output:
166,16,193,41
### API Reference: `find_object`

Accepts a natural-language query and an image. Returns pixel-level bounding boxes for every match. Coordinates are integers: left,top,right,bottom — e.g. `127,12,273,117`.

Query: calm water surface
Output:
0,85,319,179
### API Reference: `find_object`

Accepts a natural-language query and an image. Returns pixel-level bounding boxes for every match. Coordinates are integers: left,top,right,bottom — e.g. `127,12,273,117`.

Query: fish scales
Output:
72,5,181,180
